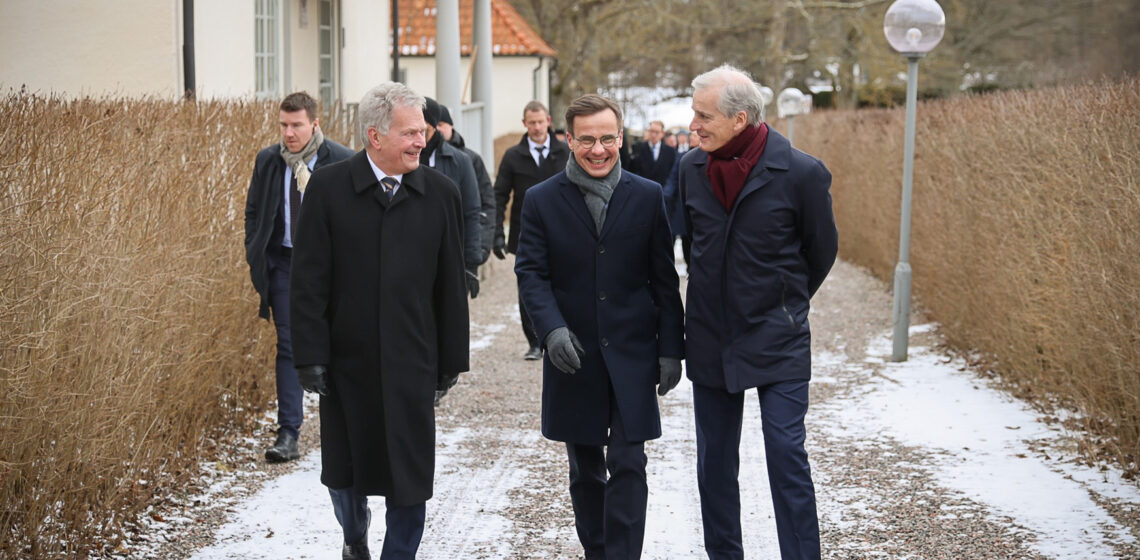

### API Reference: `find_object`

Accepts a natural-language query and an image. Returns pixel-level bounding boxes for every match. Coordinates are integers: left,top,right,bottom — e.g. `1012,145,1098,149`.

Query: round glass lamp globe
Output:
777,88,804,119
883,0,945,54
759,86,774,106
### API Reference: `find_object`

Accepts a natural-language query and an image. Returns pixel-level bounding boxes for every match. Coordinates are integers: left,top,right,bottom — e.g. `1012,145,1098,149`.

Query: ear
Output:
732,111,749,133
312,117,320,130
367,127,383,150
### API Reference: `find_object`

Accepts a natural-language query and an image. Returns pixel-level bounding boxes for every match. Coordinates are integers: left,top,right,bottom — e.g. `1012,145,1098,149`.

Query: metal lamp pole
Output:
883,0,945,361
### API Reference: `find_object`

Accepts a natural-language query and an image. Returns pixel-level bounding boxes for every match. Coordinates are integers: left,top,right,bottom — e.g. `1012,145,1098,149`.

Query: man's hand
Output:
492,234,507,260
544,327,585,374
465,268,480,299
297,365,329,396
657,357,682,396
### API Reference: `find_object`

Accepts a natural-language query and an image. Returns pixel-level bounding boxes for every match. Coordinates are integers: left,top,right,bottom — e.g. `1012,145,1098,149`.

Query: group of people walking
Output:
244,63,837,560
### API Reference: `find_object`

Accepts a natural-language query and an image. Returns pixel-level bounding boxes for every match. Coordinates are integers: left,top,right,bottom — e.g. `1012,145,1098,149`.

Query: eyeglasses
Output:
573,134,619,149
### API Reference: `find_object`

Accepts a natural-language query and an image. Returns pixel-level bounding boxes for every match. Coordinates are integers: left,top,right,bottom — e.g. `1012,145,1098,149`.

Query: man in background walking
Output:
244,91,352,463
492,101,570,360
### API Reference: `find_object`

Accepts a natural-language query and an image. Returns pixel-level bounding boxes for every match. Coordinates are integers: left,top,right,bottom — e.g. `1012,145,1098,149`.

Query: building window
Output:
255,0,280,99
319,0,336,104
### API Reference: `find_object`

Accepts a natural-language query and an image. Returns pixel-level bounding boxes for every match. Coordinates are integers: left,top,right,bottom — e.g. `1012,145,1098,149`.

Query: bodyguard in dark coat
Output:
244,91,353,463
492,101,570,359
628,119,677,187
516,94,684,560
290,82,469,560
681,65,837,560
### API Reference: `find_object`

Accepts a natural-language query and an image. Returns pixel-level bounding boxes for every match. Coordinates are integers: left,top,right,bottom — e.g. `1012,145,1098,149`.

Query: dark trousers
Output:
693,381,820,560
267,250,303,438
565,400,648,560
329,487,426,559
518,293,539,348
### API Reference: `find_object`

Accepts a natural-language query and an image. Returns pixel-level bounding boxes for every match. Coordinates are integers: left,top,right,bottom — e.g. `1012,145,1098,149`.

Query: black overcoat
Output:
629,141,677,187
680,129,837,393
493,135,570,253
515,170,685,445
290,150,470,505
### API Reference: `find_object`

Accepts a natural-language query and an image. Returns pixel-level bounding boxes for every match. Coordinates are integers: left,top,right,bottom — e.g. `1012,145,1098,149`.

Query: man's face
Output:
676,132,689,146
691,87,746,153
437,121,454,141
689,132,701,148
570,109,623,179
645,122,665,145
369,104,427,175
664,134,677,148
279,109,317,153
523,109,550,144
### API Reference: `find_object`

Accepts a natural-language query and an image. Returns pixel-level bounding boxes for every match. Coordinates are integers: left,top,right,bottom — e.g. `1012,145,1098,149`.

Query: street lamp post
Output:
883,0,945,361
777,87,805,145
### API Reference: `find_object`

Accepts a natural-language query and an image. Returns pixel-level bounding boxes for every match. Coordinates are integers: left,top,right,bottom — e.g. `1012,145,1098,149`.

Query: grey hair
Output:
357,82,426,145
691,64,765,126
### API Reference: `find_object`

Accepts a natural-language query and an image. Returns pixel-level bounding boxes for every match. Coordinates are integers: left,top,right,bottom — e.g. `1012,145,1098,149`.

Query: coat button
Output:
598,245,606,254
601,338,609,347
599,291,607,301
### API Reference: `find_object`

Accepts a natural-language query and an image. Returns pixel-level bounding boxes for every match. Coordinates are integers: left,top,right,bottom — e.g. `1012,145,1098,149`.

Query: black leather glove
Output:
297,365,329,396
657,357,682,396
465,268,480,299
492,234,507,260
544,327,585,374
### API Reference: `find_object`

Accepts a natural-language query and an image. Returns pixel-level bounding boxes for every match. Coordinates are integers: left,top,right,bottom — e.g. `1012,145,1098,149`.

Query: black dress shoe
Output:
342,539,370,560
524,346,542,361
265,431,300,463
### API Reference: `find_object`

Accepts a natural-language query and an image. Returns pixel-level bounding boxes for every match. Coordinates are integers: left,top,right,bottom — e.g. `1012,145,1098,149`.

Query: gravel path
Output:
126,253,1140,559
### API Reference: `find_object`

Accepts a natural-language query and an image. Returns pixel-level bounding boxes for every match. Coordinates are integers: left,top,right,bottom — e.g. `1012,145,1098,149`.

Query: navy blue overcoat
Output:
680,129,838,393
516,170,685,445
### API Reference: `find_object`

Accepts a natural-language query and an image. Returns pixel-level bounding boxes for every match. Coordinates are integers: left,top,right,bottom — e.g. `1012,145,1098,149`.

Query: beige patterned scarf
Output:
279,127,324,193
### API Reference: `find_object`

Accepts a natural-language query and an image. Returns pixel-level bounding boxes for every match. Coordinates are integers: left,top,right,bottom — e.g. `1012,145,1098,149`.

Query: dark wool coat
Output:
430,139,483,268
244,139,354,318
680,129,837,393
290,150,470,505
515,170,685,445
629,140,677,187
493,135,570,253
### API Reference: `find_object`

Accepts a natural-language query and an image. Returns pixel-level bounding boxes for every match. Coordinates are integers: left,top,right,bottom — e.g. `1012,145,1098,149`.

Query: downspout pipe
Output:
182,0,195,100
391,0,401,82
532,55,543,102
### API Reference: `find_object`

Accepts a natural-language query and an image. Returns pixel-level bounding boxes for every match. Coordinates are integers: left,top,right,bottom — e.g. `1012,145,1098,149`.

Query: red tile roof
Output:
395,0,556,57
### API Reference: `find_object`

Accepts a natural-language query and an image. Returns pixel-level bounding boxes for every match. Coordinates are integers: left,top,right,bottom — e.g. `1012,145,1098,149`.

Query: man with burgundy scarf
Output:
680,65,838,560
244,92,353,463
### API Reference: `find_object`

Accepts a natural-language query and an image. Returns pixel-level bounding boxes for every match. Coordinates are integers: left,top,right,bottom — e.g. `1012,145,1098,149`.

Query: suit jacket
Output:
515,170,684,445
290,150,470,504
493,135,570,253
629,141,677,187
681,128,837,392
245,139,354,318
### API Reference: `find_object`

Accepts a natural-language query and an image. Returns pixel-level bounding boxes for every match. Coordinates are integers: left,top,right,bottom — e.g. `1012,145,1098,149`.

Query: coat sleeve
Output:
648,186,686,359
289,168,334,368
492,155,514,239
435,185,471,387
513,191,565,346
453,150,483,268
799,159,838,298
244,155,264,262
473,154,495,263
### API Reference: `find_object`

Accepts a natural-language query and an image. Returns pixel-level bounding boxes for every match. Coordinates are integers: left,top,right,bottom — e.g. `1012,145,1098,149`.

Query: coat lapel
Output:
598,176,632,241
557,177,599,237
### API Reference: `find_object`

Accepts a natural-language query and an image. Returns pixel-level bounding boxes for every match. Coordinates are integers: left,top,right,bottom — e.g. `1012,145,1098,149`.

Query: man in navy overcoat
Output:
680,65,838,560
515,94,685,560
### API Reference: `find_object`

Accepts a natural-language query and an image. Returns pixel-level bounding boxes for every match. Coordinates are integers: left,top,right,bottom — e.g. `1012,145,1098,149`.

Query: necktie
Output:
535,145,546,167
289,175,302,238
380,176,399,200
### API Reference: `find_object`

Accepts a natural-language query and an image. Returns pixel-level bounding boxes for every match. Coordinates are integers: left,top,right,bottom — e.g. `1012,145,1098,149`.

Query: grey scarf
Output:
279,127,324,193
566,156,621,234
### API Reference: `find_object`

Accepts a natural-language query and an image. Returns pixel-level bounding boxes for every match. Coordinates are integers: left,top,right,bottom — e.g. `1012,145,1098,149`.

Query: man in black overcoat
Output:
492,101,570,360
244,91,353,463
515,94,685,560
628,119,677,187
680,65,838,560
290,82,470,560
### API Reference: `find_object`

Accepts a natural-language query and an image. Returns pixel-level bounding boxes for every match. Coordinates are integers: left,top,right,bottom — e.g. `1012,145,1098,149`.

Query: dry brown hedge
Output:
791,78,1139,475
0,93,354,557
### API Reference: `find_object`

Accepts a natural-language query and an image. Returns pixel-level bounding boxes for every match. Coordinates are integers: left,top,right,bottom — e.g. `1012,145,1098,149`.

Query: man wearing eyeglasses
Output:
492,101,571,360
681,64,837,560
515,94,684,560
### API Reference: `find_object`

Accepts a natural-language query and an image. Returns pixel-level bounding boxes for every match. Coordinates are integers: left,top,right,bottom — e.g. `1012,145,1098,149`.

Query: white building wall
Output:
341,0,390,106
0,1,182,98
195,0,256,99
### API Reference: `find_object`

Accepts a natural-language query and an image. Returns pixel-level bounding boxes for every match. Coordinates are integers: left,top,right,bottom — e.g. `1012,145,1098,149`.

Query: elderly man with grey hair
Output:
679,64,837,560
291,81,470,560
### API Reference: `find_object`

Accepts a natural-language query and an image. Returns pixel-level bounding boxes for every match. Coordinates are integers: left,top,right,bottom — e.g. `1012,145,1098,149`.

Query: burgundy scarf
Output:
706,123,768,212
